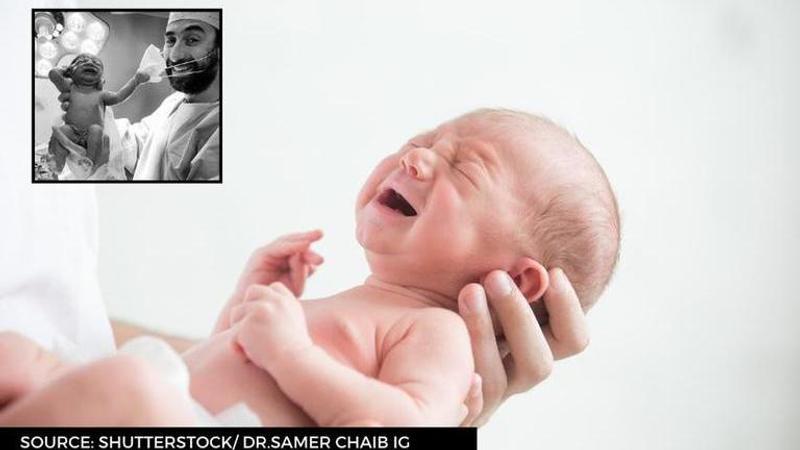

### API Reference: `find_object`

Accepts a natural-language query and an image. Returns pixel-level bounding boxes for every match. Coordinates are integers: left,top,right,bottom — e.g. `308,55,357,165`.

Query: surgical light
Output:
37,25,51,39
39,41,57,59
61,31,79,50
86,21,106,41
80,40,99,55
34,12,56,38
66,13,86,32
33,11,110,78
36,59,53,76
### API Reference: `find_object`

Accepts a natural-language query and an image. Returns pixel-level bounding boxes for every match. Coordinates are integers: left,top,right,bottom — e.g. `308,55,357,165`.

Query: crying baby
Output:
47,53,150,178
184,108,621,426
3,108,620,427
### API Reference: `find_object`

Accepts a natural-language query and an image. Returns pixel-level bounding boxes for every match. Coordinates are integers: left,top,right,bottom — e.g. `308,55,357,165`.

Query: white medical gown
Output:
0,167,115,361
119,92,220,181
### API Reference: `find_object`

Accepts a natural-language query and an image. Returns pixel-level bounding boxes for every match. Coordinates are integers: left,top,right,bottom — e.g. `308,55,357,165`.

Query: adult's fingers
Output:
542,268,590,360
483,270,553,396
457,283,506,424
459,374,483,427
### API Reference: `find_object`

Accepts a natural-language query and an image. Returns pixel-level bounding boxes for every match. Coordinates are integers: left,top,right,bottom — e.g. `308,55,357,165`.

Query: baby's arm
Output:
214,231,323,334
234,285,474,426
47,68,72,93
102,71,149,106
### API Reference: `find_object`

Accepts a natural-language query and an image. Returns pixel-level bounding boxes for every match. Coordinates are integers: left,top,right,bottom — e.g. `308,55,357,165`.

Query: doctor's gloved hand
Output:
458,268,589,427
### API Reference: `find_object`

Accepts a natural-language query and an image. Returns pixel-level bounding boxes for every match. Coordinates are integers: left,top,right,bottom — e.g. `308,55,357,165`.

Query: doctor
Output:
53,11,221,180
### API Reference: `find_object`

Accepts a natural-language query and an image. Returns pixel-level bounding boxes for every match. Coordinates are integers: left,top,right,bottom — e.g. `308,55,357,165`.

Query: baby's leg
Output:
86,124,109,167
0,354,196,426
0,332,65,409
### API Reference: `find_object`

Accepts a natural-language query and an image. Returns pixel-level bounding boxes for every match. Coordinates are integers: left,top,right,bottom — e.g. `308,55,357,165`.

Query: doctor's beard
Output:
165,49,220,95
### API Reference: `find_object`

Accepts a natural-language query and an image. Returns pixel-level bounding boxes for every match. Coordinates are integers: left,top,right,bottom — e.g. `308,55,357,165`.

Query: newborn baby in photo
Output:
183,108,620,426
1,109,619,426
48,53,149,177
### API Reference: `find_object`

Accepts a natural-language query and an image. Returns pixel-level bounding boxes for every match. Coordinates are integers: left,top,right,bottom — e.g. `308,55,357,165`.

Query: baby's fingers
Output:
254,231,324,265
243,284,271,302
256,238,313,260
230,301,263,325
279,229,323,244
284,229,322,242
302,250,324,266
288,254,308,296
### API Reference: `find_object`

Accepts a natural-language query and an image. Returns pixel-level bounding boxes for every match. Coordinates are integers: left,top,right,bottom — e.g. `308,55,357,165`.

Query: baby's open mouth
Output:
377,188,417,217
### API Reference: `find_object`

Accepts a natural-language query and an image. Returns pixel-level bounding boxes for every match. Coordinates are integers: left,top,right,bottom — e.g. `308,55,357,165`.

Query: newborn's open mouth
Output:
377,188,417,217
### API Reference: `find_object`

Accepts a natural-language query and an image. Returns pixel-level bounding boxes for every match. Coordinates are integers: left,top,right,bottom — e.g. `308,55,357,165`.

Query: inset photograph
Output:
33,9,221,181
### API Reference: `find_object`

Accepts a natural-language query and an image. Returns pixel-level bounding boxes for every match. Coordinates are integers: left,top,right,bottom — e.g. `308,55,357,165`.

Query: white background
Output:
14,1,800,448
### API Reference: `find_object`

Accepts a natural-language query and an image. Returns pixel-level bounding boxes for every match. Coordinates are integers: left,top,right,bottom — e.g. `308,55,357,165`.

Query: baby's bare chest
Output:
65,89,105,127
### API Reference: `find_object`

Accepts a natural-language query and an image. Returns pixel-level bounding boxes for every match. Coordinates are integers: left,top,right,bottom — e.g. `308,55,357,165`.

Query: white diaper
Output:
118,336,261,427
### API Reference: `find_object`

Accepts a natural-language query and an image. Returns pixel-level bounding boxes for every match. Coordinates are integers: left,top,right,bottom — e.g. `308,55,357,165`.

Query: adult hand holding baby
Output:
458,268,589,426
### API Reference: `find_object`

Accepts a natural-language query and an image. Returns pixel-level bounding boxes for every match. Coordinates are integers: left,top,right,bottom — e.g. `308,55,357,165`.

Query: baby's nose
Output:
400,147,434,181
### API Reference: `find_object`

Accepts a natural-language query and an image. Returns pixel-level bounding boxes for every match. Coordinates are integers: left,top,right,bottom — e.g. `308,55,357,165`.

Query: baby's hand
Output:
230,283,313,371
234,230,324,299
134,71,150,84
216,230,323,334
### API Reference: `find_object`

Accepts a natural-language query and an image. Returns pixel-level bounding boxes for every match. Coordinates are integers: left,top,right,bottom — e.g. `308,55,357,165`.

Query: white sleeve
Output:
0,184,115,361
116,116,152,174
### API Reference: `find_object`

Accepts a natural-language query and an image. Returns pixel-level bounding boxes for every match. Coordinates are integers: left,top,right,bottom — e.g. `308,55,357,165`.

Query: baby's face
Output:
356,116,541,297
69,54,103,87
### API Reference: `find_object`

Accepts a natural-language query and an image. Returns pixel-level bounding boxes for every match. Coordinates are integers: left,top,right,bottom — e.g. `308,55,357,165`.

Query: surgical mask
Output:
163,50,218,78
137,45,215,81
137,44,166,83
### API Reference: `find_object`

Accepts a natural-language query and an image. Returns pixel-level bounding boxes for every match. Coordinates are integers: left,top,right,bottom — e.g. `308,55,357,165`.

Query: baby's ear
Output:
509,257,549,303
